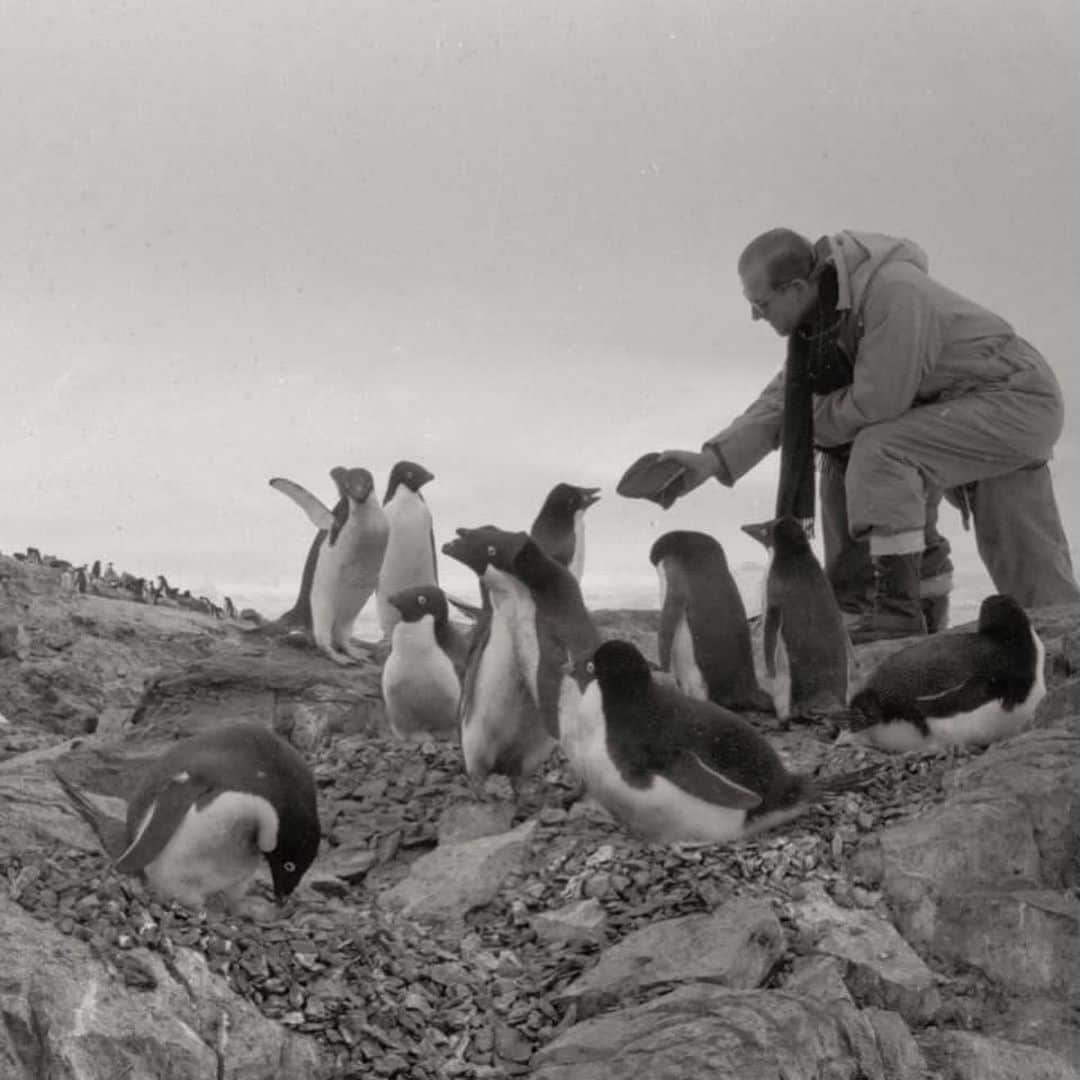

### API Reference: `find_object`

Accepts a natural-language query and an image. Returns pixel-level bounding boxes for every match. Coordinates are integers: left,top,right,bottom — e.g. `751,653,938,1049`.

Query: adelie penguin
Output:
568,639,874,844
269,466,390,665
376,461,439,639
742,516,852,722
442,527,555,792
381,585,468,742
838,593,1046,752
451,525,602,740
529,483,601,581
52,722,320,908
650,530,773,714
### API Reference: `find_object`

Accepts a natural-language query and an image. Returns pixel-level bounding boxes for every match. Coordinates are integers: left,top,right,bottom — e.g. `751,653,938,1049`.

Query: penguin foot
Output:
320,647,356,666
341,640,378,661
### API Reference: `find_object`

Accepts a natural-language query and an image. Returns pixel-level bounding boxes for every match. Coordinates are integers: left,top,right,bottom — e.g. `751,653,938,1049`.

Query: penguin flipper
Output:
665,751,762,810
114,776,218,874
269,477,335,531
914,675,1003,717
52,768,130,860
447,594,485,620
763,605,782,679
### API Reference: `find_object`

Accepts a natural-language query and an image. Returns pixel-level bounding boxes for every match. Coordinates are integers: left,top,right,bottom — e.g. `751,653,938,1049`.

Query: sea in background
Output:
222,527,1035,640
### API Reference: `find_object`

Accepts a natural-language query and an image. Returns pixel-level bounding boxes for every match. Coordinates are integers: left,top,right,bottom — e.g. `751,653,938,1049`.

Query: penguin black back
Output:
649,530,771,712
530,483,600,568
125,722,320,900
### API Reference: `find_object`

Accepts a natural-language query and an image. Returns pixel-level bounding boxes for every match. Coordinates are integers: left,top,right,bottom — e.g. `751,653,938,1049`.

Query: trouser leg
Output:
968,465,1080,607
820,448,953,629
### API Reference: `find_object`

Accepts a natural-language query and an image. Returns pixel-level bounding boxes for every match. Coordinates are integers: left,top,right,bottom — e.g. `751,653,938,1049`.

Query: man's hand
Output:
656,449,719,497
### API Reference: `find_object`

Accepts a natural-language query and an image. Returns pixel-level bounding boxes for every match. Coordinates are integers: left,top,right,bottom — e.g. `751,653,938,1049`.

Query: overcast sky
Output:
3,0,1079,617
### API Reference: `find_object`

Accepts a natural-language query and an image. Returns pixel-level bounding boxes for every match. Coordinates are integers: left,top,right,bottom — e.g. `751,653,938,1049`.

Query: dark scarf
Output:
774,263,852,529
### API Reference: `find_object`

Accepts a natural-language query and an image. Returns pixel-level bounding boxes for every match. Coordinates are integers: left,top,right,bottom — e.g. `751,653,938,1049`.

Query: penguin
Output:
52,721,320,907
224,596,237,620
650,531,774,714
529,483,602,581
742,517,851,722
74,567,88,594
91,559,102,579
469,526,602,737
839,593,1047,752
269,466,390,665
375,461,439,639
568,639,874,844
442,527,555,789
381,585,466,742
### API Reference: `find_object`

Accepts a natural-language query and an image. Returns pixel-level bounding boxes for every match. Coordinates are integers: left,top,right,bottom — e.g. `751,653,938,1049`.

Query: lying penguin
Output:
53,721,320,908
567,639,875,844
838,593,1046,752
381,585,467,742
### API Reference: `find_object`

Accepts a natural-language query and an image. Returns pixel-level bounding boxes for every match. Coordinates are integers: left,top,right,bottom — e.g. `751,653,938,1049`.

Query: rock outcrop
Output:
2,554,1080,1078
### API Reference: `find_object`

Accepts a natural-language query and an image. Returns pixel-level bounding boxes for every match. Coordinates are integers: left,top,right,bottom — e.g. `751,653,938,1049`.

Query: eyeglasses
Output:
745,279,798,317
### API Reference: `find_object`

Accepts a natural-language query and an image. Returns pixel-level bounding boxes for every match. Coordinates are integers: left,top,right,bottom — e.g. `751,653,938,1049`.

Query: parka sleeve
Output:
701,368,785,485
812,280,943,448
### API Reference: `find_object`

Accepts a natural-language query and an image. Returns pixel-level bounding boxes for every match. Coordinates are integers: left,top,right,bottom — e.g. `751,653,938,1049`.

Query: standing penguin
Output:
270,466,390,665
650,531,773,713
530,483,601,581
442,527,555,791
376,461,439,639
52,721,320,907
567,639,873,844
742,516,851,722
381,585,467,742
472,526,602,737
839,593,1046,752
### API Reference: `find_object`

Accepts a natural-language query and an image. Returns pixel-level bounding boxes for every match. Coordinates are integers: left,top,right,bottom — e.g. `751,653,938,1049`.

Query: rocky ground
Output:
2,552,1080,1079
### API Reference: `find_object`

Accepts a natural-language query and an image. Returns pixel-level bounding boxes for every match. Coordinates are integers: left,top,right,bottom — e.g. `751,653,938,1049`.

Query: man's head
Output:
737,228,818,336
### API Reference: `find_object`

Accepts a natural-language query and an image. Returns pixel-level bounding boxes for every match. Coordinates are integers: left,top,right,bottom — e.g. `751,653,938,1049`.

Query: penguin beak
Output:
580,488,602,508
740,520,774,548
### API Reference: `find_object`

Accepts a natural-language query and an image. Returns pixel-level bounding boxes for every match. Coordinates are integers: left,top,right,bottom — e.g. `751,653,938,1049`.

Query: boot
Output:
847,553,928,644
921,593,950,634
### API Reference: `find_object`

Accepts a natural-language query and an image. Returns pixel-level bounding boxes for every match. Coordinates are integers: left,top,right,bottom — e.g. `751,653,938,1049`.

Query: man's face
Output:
740,258,808,337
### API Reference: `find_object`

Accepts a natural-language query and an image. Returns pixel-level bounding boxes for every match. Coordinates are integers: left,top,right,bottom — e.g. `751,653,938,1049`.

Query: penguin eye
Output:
418,595,428,605
586,661,595,675
487,545,496,556
283,861,296,873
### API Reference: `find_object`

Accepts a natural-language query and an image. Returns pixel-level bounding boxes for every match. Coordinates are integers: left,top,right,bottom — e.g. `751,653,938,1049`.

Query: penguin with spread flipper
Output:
268,466,390,665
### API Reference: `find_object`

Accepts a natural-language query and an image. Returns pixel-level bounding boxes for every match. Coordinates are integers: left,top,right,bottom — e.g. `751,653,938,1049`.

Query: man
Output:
659,228,1079,642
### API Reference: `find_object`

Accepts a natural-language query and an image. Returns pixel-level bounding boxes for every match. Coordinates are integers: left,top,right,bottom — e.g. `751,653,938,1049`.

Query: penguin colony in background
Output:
53,456,1047,911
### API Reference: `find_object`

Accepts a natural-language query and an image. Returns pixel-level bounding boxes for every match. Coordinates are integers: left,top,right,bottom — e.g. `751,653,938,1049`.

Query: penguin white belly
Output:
382,621,460,740
568,510,587,581
140,792,278,907
461,610,551,779
312,515,389,645
572,685,748,844
770,632,792,720
377,494,437,635
671,614,708,701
